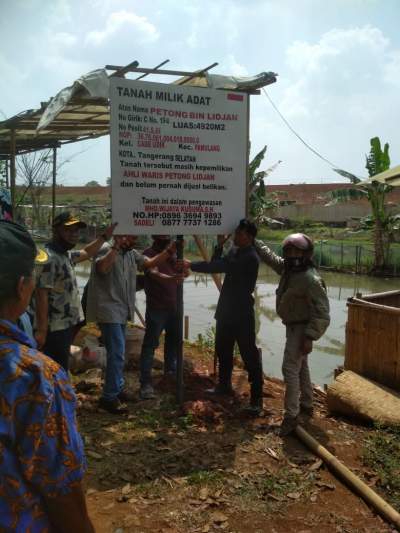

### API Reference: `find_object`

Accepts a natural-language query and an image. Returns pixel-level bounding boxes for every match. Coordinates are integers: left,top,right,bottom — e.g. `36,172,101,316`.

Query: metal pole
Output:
184,316,189,340
52,146,57,224
10,129,16,217
176,235,184,405
245,94,250,218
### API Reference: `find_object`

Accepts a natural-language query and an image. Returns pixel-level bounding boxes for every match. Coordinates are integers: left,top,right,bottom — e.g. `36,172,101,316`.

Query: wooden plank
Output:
345,301,400,389
105,65,211,77
350,297,400,315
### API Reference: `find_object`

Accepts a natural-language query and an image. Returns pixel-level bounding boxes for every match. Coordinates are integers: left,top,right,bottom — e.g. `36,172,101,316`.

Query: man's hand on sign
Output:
217,234,230,247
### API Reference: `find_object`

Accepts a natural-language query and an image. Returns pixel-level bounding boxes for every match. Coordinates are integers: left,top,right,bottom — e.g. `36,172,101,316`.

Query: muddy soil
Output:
75,346,396,533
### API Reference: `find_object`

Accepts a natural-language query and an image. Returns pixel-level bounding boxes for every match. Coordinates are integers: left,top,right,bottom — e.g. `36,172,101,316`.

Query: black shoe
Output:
243,398,263,416
279,416,298,437
206,383,234,396
117,389,136,402
139,383,157,400
98,397,128,414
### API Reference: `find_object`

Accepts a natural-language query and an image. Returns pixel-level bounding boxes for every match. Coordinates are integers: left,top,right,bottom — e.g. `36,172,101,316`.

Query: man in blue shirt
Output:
0,220,94,532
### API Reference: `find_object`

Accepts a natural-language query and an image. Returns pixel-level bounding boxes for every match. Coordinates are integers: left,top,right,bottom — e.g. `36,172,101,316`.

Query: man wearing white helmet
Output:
255,233,330,436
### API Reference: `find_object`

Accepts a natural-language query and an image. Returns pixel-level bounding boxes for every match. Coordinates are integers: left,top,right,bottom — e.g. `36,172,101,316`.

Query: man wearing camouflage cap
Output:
34,211,116,370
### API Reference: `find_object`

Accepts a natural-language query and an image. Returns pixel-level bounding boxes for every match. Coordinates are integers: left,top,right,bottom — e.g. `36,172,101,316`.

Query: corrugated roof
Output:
0,99,109,157
0,63,277,159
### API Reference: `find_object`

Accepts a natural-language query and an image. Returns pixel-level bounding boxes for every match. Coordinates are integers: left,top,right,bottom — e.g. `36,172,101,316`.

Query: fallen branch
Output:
295,425,400,530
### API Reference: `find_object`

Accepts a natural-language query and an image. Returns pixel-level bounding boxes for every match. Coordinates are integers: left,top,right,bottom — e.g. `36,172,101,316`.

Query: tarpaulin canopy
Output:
0,65,277,159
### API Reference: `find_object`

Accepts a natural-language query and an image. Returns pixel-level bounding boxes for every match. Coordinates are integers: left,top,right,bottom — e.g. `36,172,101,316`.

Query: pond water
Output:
74,262,400,387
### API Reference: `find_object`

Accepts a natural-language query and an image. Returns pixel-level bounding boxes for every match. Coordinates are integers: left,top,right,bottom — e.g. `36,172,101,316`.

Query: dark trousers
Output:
215,316,263,400
42,327,74,371
140,308,178,385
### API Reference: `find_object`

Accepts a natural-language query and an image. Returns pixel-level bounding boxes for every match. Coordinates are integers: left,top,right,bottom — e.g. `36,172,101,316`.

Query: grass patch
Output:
132,396,194,432
187,469,225,486
133,479,164,498
236,467,314,509
195,325,240,357
362,425,400,509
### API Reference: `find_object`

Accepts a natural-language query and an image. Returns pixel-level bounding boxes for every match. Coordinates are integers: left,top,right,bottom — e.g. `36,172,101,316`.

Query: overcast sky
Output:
1,0,399,185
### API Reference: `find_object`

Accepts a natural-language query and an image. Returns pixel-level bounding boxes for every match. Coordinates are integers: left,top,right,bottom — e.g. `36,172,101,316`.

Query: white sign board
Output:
110,78,248,234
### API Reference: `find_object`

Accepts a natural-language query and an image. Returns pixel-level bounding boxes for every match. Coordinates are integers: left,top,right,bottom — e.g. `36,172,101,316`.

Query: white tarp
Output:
206,71,277,90
36,68,276,133
36,69,109,132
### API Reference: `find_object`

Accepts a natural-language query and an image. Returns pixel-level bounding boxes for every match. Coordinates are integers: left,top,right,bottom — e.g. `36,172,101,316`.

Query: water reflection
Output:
75,261,400,387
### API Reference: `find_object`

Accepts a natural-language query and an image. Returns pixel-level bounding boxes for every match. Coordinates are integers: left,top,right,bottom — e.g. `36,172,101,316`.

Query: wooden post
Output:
176,235,184,405
184,315,189,340
295,425,400,530
10,129,16,217
52,146,57,224
193,235,222,290
356,245,359,273
340,242,344,269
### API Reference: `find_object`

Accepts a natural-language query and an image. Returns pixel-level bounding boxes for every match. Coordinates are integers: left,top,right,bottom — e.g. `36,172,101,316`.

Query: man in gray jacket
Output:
255,233,330,436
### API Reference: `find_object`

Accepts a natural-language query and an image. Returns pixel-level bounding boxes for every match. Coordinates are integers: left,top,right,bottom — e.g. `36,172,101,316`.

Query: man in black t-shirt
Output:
183,219,263,414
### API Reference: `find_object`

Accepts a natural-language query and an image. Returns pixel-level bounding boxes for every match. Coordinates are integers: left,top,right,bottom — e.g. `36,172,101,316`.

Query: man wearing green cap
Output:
0,220,94,532
34,211,116,370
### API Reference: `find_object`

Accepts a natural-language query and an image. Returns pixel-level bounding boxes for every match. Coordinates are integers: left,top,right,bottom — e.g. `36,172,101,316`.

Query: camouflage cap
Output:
53,211,87,229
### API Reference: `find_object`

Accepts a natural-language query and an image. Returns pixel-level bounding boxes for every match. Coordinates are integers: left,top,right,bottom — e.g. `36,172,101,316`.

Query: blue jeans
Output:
99,323,126,401
140,308,178,385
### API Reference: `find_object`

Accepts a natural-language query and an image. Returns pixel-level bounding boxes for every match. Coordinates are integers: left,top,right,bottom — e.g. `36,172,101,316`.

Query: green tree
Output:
85,180,101,187
248,146,282,225
16,149,55,229
329,137,392,271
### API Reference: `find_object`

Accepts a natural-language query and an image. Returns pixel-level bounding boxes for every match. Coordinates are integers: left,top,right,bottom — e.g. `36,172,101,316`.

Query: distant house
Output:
265,183,400,224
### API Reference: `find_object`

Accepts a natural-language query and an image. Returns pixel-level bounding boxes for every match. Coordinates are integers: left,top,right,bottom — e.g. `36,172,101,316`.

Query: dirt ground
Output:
74,346,398,533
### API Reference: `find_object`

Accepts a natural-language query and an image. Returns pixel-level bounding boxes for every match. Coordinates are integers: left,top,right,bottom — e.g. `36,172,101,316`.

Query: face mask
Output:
284,256,307,270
